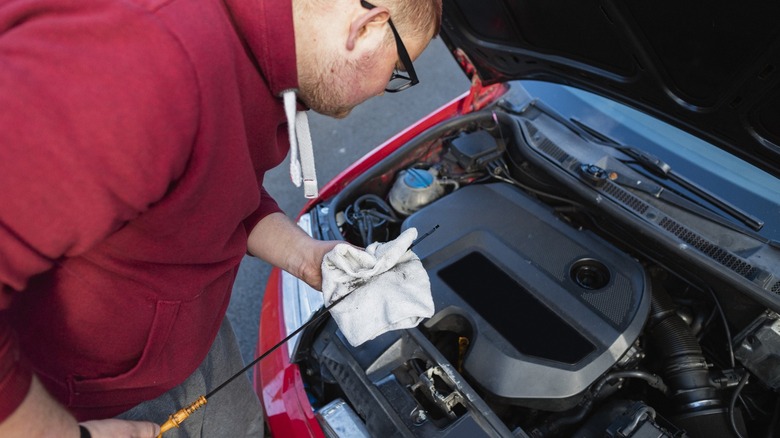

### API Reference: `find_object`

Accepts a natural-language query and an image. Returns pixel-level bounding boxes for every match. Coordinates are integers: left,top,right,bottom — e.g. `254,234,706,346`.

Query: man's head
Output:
292,0,443,118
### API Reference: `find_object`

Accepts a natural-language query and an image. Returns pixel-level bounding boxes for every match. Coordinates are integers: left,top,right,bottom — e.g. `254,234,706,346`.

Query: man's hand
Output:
296,238,344,290
0,376,159,438
79,419,160,438
248,212,342,290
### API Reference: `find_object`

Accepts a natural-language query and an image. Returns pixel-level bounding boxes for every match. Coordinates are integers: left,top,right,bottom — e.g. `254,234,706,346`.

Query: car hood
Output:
439,0,780,176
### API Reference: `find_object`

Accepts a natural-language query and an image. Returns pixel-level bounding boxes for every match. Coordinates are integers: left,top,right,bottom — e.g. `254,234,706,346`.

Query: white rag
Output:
321,228,434,347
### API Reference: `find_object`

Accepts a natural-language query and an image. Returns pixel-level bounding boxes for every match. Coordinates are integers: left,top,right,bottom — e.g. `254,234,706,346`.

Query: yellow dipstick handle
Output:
157,395,207,437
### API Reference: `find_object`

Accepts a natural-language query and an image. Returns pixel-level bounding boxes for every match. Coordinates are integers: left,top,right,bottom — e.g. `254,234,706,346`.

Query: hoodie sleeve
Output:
0,0,199,420
243,185,283,234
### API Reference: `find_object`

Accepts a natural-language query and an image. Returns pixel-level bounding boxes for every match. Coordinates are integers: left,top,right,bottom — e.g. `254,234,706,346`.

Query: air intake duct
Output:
647,286,746,437
647,287,719,412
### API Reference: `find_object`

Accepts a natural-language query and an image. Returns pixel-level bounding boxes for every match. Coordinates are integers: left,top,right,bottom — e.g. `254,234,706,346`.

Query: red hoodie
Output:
0,0,298,420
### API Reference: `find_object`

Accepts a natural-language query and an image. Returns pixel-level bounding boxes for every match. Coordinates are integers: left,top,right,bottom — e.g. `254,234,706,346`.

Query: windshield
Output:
520,80,780,241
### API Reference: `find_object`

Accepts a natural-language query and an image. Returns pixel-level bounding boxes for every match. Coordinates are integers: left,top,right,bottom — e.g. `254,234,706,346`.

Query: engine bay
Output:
294,95,780,437
404,182,649,411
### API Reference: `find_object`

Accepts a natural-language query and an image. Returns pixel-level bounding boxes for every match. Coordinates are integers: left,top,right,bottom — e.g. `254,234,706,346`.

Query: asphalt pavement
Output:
225,38,471,368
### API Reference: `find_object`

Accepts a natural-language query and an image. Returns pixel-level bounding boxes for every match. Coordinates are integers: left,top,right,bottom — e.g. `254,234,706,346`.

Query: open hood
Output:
439,0,780,176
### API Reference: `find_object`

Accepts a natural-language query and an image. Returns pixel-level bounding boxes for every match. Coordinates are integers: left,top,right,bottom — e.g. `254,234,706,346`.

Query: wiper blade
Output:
569,118,765,232
606,166,756,236
618,146,764,232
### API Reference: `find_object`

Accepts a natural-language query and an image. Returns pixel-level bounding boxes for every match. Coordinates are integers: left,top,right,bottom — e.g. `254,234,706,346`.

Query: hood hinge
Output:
454,48,509,113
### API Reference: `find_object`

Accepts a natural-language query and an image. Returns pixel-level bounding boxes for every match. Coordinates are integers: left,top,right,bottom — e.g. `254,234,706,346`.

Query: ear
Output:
346,6,390,51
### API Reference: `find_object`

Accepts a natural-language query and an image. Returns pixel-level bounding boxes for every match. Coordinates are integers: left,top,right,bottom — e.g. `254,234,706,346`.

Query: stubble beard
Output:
298,56,358,119
298,44,389,119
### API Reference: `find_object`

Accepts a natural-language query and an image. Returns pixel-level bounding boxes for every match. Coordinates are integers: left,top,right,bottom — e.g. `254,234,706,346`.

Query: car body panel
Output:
255,268,324,437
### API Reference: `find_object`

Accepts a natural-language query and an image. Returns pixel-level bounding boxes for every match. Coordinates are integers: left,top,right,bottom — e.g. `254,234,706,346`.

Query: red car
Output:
255,1,780,437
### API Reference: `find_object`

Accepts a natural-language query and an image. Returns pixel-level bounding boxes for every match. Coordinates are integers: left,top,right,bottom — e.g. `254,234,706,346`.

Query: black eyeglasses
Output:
361,0,419,93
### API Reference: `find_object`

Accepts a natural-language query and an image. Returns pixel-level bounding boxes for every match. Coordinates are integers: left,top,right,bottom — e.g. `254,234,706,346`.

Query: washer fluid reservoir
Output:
388,168,448,216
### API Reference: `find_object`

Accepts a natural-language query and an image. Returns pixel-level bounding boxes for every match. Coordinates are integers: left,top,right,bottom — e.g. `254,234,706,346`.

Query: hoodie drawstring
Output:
283,90,318,199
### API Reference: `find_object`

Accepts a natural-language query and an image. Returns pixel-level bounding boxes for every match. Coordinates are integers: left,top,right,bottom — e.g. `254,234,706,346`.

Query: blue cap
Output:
404,168,434,189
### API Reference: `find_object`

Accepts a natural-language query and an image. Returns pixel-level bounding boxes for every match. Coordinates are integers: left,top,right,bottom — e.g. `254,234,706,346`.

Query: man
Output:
0,0,441,435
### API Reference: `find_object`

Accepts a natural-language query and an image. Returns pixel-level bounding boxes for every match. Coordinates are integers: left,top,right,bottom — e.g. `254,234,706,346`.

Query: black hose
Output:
591,370,670,397
703,285,736,368
728,372,749,438
344,194,400,245
533,370,668,437
647,287,721,412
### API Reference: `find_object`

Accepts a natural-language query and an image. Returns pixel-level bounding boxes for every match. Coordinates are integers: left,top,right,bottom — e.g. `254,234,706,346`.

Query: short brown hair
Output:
297,0,442,44
382,0,443,41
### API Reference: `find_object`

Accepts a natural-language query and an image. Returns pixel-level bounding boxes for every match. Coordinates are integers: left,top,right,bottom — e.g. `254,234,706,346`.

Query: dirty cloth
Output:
321,228,434,346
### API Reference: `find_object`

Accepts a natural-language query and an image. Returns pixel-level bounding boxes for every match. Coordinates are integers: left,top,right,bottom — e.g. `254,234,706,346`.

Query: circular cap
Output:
404,168,434,189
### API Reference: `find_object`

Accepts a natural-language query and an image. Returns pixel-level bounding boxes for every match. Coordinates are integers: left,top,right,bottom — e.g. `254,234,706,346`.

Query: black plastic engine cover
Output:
402,183,650,410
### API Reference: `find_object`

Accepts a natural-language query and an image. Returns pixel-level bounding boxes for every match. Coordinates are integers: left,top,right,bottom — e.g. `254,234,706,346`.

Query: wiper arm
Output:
618,146,764,231
569,118,765,232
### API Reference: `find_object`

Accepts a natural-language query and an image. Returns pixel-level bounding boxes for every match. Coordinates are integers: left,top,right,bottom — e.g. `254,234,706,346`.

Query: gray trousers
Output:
117,319,265,437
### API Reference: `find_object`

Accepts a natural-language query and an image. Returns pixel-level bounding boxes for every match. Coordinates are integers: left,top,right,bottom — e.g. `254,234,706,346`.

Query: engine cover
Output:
402,183,650,410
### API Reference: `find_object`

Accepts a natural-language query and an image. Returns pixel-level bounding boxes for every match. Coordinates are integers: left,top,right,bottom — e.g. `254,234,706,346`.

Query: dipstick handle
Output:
157,395,207,437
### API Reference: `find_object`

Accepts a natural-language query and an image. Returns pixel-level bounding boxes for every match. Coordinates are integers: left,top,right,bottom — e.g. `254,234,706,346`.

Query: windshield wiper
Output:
570,118,765,232
617,146,764,231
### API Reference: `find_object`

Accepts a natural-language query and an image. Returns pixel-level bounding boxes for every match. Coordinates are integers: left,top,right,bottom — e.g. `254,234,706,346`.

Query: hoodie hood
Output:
222,0,298,95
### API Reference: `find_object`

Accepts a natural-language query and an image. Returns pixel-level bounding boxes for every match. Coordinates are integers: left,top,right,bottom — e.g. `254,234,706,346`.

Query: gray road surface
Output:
225,38,471,368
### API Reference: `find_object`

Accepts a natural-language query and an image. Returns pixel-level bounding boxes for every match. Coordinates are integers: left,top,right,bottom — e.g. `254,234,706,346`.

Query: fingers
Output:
79,419,161,438
305,239,344,290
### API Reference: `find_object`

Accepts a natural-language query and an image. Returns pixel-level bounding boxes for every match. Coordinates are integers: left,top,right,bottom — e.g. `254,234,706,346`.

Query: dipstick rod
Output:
157,225,438,436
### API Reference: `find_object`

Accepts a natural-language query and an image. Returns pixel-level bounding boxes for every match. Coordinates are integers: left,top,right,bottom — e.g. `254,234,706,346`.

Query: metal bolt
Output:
411,409,428,425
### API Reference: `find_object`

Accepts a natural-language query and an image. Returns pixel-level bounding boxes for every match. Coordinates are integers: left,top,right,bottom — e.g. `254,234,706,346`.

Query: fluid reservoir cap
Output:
404,168,434,189
580,163,608,186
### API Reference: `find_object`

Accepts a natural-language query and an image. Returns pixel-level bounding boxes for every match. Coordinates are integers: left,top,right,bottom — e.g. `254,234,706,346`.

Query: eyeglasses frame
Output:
360,0,420,92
